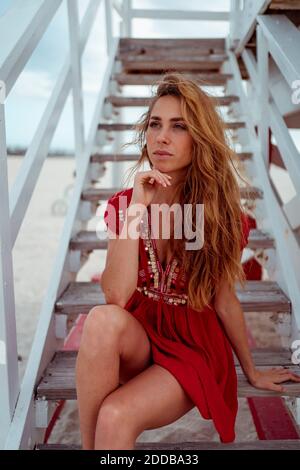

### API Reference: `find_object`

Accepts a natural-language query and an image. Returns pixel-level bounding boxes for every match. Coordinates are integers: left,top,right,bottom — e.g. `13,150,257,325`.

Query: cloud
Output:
13,70,53,100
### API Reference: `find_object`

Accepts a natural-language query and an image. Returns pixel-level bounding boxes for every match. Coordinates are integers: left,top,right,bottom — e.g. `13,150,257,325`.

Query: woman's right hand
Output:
130,169,172,207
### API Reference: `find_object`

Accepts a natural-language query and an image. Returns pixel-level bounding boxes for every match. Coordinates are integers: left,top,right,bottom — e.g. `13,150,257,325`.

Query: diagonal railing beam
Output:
257,15,300,87
5,36,119,451
9,0,102,248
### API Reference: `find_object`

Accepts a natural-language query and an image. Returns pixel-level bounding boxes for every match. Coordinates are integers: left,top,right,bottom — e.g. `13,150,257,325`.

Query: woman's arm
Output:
213,280,300,392
101,202,146,308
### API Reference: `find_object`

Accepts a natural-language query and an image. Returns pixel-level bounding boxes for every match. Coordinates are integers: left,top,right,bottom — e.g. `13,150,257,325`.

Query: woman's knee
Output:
96,399,138,437
80,304,127,351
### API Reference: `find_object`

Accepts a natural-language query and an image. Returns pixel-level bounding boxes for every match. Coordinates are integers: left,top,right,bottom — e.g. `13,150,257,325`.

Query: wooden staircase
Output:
34,36,300,450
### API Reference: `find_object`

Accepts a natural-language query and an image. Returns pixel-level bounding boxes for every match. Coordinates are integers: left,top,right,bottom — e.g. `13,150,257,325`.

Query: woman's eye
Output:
149,122,186,130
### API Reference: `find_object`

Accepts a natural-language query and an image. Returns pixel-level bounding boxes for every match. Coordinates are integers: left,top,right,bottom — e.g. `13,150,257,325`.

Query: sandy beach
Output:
7,155,295,447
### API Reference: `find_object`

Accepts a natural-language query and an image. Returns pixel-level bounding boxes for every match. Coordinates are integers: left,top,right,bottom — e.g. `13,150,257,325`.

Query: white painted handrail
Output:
229,0,270,54
241,45,300,195
113,0,122,17
1,0,116,449
67,0,85,167
5,38,119,450
257,15,300,88
10,0,102,247
226,7,300,341
228,49,300,337
0,104,19,449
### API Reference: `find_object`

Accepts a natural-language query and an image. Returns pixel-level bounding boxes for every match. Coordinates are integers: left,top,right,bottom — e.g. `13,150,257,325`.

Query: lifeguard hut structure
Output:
1,0,300,449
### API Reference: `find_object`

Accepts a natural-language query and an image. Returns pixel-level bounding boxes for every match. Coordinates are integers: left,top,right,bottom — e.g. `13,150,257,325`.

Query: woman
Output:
76,73,300,450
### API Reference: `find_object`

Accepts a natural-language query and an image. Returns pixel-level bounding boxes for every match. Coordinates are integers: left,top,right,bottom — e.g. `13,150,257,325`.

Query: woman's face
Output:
146,95,193,175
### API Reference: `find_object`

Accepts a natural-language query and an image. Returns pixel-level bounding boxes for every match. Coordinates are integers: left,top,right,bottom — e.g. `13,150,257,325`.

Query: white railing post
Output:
67,0,85,169
122,0,132,37
229,0,240,50
105,0,113,56
0,104,19,449
257,24,269,167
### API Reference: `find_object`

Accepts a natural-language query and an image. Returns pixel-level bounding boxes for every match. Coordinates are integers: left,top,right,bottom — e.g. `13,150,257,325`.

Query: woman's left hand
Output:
248,367,300,393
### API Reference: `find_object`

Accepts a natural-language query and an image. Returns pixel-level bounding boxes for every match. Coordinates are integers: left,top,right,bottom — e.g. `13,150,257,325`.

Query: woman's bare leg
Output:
75,304,152,449
94,363,195,450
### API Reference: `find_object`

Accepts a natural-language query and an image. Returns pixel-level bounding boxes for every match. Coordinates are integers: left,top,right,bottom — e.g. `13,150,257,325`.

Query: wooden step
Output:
117,49,224,59
69,228,275,252
36,439,300,450
69,231,108,251
81,185,263,202
113,72,233,86
247,229,275,249
269,1,300,9
121,57,227,72
98,121,246,131
119,38,226,56
105,95,239,107
54,281,290,315
119,53,228,62
36,348,299,400
90,151,253,163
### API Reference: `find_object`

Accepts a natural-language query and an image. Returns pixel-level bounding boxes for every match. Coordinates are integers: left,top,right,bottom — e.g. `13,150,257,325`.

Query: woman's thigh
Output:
110,306,153,384
101,362,195,434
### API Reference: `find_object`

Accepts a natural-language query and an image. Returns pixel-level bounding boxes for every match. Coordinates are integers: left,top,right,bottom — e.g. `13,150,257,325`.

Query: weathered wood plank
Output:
69,228,274,252
240,186,264,199
116,47,221,61
69,231,108,251
120,54,228,63
36,439,300,450
237,366,300,397
105,95,239,107
247,229,275,249
81,185,263,202
234,280,291,312
36,349,299,400
97,121,246,131
113,72,233,86
119,38,226,52
269,0,300,9
55,282,106,314
117,49,219,59
54,281,290,315
136,440,300,450
122,58,226,72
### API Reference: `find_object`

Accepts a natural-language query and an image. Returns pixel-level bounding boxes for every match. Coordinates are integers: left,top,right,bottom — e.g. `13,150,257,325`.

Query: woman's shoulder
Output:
109,187,133,203
104,187,134,235
106,187,134,212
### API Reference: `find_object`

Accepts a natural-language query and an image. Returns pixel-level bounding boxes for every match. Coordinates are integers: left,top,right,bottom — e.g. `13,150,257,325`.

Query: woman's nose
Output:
157,129,170,143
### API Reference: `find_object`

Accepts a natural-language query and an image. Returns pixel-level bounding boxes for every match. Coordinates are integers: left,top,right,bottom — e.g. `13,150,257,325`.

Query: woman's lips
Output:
153,151,173,157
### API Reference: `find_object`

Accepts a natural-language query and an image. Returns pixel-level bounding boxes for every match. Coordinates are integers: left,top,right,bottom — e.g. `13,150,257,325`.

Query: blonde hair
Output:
122,72,251,312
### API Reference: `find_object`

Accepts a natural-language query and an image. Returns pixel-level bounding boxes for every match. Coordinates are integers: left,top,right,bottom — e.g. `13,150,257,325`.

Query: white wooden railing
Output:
0,0,126,449
227,5,300,343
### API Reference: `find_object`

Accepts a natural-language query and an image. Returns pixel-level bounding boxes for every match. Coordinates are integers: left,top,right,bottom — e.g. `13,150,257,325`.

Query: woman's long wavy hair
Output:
121,72,251,312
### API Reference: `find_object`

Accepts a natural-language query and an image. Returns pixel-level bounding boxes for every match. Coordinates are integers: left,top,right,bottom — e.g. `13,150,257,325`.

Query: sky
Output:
1,0,233,152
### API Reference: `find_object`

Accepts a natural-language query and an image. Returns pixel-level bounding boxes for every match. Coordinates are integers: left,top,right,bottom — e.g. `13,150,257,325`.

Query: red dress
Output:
104,187,250,443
